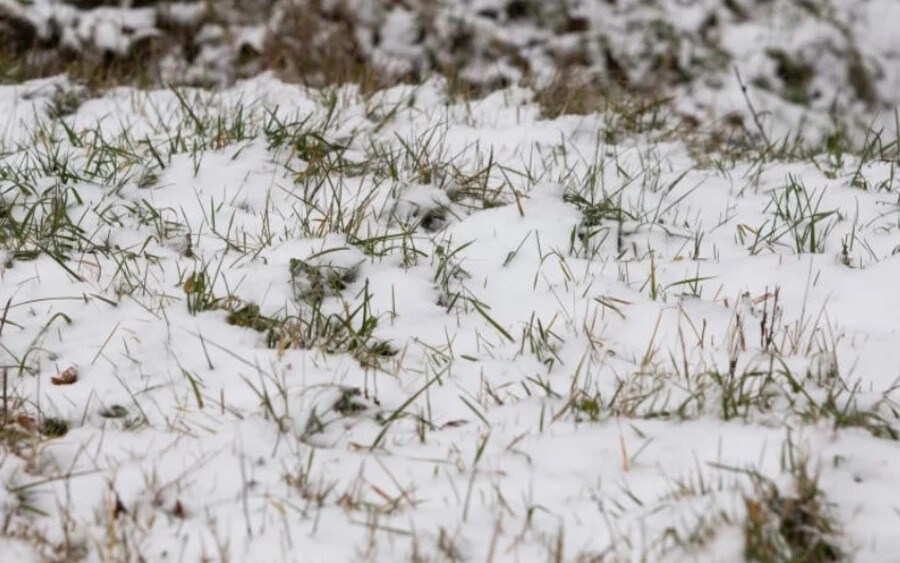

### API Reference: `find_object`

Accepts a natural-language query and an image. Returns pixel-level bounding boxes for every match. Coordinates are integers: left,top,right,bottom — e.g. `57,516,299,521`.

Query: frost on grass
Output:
2,75,900,561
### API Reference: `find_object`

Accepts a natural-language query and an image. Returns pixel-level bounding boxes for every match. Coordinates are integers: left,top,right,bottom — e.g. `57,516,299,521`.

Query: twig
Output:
734,66,771,148
0,298,11,338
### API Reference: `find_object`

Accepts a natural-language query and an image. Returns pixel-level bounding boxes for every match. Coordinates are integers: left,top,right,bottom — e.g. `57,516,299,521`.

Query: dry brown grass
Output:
259,0,389,92
0,39,163,90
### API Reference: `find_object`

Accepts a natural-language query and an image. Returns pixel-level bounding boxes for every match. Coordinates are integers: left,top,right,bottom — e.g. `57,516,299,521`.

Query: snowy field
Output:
2,70,900,561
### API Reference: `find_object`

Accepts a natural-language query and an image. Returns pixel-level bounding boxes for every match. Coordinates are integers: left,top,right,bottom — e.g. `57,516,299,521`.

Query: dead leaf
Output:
51,366,78,385
441,419,468,429
15,414,36,429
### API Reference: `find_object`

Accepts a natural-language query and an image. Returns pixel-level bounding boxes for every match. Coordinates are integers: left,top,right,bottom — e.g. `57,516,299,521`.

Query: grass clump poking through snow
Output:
742,445,843,562
289,257,358,304
181,261,394,368
268,301,397,369
744,175,841,255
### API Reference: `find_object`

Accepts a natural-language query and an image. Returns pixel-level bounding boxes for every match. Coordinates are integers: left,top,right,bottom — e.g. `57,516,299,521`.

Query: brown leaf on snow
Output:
441,419,468,429
51,366,78,385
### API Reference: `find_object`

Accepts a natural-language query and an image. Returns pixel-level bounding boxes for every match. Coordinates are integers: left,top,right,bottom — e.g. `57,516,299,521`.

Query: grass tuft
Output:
743,456,843,562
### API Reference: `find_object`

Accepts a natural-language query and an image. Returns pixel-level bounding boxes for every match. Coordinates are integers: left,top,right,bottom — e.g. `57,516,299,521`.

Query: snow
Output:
2,72,900,562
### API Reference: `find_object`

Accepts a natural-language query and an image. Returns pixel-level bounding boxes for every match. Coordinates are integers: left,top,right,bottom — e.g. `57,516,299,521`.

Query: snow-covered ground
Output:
4,0,900,147
2,73,900,561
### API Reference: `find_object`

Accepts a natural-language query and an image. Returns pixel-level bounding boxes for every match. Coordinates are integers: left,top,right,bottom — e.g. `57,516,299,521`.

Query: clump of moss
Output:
41,417,68,437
